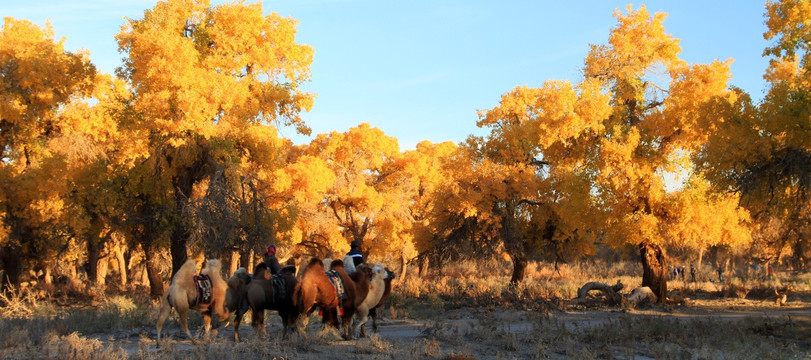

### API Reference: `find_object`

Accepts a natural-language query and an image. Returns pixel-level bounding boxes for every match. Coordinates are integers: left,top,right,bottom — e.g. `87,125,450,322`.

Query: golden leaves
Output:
662,177,752,250
763,0,811,60
585,5,683,101
0,17,96,166
116,0,314,144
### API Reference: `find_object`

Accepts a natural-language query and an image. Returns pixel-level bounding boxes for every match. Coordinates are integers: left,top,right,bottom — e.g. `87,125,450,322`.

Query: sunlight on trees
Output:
0,1,805,293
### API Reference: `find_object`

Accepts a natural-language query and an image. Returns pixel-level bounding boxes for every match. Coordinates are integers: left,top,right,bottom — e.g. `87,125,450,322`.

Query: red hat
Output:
266,245,276,256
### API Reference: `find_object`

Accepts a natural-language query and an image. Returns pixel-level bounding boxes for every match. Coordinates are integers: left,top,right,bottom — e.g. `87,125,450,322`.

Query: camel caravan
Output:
156,253,396,346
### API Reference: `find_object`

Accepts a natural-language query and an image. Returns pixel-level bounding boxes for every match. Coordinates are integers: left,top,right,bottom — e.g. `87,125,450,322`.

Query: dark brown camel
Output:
226,263,298,341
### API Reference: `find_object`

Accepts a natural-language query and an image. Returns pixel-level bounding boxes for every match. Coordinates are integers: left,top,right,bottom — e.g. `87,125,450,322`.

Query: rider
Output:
346,240,364,266
263,244,282,275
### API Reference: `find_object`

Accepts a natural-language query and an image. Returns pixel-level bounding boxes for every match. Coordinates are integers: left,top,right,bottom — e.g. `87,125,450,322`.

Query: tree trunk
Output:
114,244,127,286
576,280,624,304
709,245,720,268
697,247,704,269
240,247,251,269
0,244,23,288
43,265,53,285
510,255,527,285
639,242,667,303
229,251,240,276
398,252,408,284
144,245,164,297
96,253,108,286
169,143,212,277
87,237,101,285
170,224,189,278
418,255,429,278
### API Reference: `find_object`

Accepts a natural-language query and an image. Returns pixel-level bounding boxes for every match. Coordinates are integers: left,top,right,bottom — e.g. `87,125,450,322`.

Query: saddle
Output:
194,274,213,305
326,270,347,300
270,275,288,304
325,270,346,316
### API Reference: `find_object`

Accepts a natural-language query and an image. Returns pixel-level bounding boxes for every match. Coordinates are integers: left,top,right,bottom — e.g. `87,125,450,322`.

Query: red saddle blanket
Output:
194,274,213,305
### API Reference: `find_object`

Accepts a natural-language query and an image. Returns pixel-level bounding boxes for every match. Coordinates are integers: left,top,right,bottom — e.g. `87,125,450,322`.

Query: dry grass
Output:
0,260,809,359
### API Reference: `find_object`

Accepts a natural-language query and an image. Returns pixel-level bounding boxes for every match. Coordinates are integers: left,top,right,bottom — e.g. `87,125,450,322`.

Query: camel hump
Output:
280,265,296,275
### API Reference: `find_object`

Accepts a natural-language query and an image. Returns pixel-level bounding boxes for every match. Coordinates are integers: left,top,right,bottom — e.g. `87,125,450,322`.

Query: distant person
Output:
717,265,724,282
346,240,364,266
680,266,686,282
690,264,696,282
767,263,774,278
673,266,679,280
263,244,282,275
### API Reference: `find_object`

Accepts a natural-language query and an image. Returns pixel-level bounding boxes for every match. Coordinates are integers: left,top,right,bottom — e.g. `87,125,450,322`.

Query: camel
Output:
368,266,396,332
327,259,358,339
293,258,359,339
156,259,229,347
352,264,388,337
292,258,340,338
225,263,299,341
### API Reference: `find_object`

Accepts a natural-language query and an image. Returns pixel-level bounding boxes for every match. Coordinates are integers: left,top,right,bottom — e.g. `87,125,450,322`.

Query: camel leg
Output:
280,310,296,339
156,297,172,347
296,312,310,338
233,306,245,342
342,309,355,340
252,309,268,338
179,312,196,344
178,310,197,344
369,307,379,332
202,311,212,340
354,308,369,338
280,312,289,339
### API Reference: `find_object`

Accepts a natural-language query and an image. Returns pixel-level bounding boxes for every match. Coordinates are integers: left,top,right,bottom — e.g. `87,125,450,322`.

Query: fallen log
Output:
572,281,659,309
575,280,624,304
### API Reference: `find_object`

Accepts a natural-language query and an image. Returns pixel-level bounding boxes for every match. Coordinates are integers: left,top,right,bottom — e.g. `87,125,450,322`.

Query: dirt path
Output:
100,303,811,359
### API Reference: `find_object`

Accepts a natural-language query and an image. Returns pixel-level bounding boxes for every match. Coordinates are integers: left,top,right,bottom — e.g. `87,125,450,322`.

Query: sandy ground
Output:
91,296,811,359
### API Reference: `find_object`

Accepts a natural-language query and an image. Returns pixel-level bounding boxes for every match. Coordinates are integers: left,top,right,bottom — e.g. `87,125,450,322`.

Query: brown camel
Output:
292,258,340,337
328,259,358,339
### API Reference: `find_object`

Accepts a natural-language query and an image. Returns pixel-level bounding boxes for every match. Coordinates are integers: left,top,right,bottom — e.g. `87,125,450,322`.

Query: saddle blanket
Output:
194,274,213,305
271,275,287,303
326,270,347,300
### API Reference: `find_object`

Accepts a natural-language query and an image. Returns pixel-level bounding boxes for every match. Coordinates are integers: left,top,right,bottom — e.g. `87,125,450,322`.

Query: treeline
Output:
0,1,808,297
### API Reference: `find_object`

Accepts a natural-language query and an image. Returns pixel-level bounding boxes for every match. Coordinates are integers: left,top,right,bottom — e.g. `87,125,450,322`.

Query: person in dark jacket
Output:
263,244,282,275
346,241,364,266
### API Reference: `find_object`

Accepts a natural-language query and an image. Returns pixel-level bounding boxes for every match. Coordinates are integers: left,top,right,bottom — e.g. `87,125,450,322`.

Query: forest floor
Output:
81,291,811,359
2,265,810,359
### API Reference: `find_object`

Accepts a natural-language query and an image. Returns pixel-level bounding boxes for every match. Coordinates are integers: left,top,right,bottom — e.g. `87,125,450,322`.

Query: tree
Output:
0,18,96,287
471,6,741,299
114,0,314,276
299,123,414,264
661,177,753,267
401,140,458,276
696,0,810,269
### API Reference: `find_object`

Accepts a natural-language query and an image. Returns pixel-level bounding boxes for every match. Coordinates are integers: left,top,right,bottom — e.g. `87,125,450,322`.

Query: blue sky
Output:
4,1,771,150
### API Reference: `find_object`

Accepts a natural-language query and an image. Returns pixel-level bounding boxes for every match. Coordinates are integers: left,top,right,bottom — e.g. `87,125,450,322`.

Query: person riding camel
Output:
263,244,282,275
346,241,364,266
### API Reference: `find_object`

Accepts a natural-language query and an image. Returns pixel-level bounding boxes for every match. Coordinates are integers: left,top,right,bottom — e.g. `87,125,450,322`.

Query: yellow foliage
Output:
116,0,314,145
663,177,752,250
0,17,96,168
